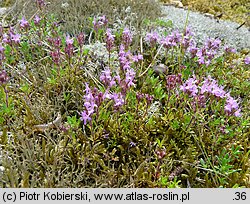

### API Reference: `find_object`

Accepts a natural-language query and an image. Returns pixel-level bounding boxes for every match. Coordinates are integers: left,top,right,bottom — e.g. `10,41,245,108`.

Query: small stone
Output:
153,64,168,74
204,13,214,19
170,0,184,8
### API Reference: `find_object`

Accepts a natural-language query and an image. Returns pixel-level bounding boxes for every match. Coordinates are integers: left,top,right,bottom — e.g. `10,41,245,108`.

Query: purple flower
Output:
34,15,41,25
93,15,108,32
211,84,226,98
205,38,221,50
11,33,21,44
0,70,9,84
36,0,46,9
122,28,132,49
224,96,239,112
80,83,99,125
129,141,136,147
224,94,242,117
200,76,226,98
125,68,136,88
224,46,236,54
166,74,182,89
234,109,242,117
188,46,198,58
0,44,5,61
65,35,74,58
196,48,206,58
77,32,85,47
170,30,182,45
19,17,29,29
51,50,60,65
80,111,92,125
66,35,74,45
99,15,108,26
2,34,10,44
52,37,62,48
180,77,198,96
145,94,154,105
161,36,172,48
118,44,131,70
194,94,206,108
145,31,159,47
100,68,116,87
105,29,115,52
136,92,144,102
198,56,205,65
114,74,121,84
111,92,125,107
184,26,194,37
244,56,250,65
132,54,143,62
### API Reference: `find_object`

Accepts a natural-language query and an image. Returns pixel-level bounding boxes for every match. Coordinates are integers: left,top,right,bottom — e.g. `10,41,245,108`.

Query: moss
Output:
160,0,250,27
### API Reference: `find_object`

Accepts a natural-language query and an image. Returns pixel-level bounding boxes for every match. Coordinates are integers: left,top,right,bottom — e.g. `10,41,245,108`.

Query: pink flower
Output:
145,31,159,46
111,93,125,107
0,70,9,84
224,46,236,54
234,109,242,117
77,32,85,47
80,111,92,125
180,77,198,96
244,56,250,65
132,54,143,62
65,35,74,58
224,95,241,117
100,68,116,87
66,35,74,45
19,17,29,29
34,15,41,25
105,29,115,52
11,33,21,44
125,68,136,87
122,28,132,49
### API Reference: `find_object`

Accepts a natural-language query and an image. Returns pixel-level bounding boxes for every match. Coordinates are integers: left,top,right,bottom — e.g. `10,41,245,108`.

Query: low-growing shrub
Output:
2,0,162,35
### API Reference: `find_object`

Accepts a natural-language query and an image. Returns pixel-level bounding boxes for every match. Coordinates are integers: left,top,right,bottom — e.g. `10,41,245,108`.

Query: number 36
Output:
234,192,246,200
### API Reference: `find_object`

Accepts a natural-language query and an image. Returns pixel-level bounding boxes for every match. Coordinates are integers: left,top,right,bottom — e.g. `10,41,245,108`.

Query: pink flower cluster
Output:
119,43,143,71
81,65,137,125
19,17,30,29
49,36,62,65
180,76,241,117
80,83,98,125
0,70,9,85
2,28,21,45
65,35,74,58
122,28,133,49
189,38,221,66
100,67,136,92
166,74,182,89
145,31,159,47
244,56,250,65
161,27,194,50
136,92,154,106
161,30,182,49
35,0,46,9
0,44,5,65
93,15,108,32
105,29,115,52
